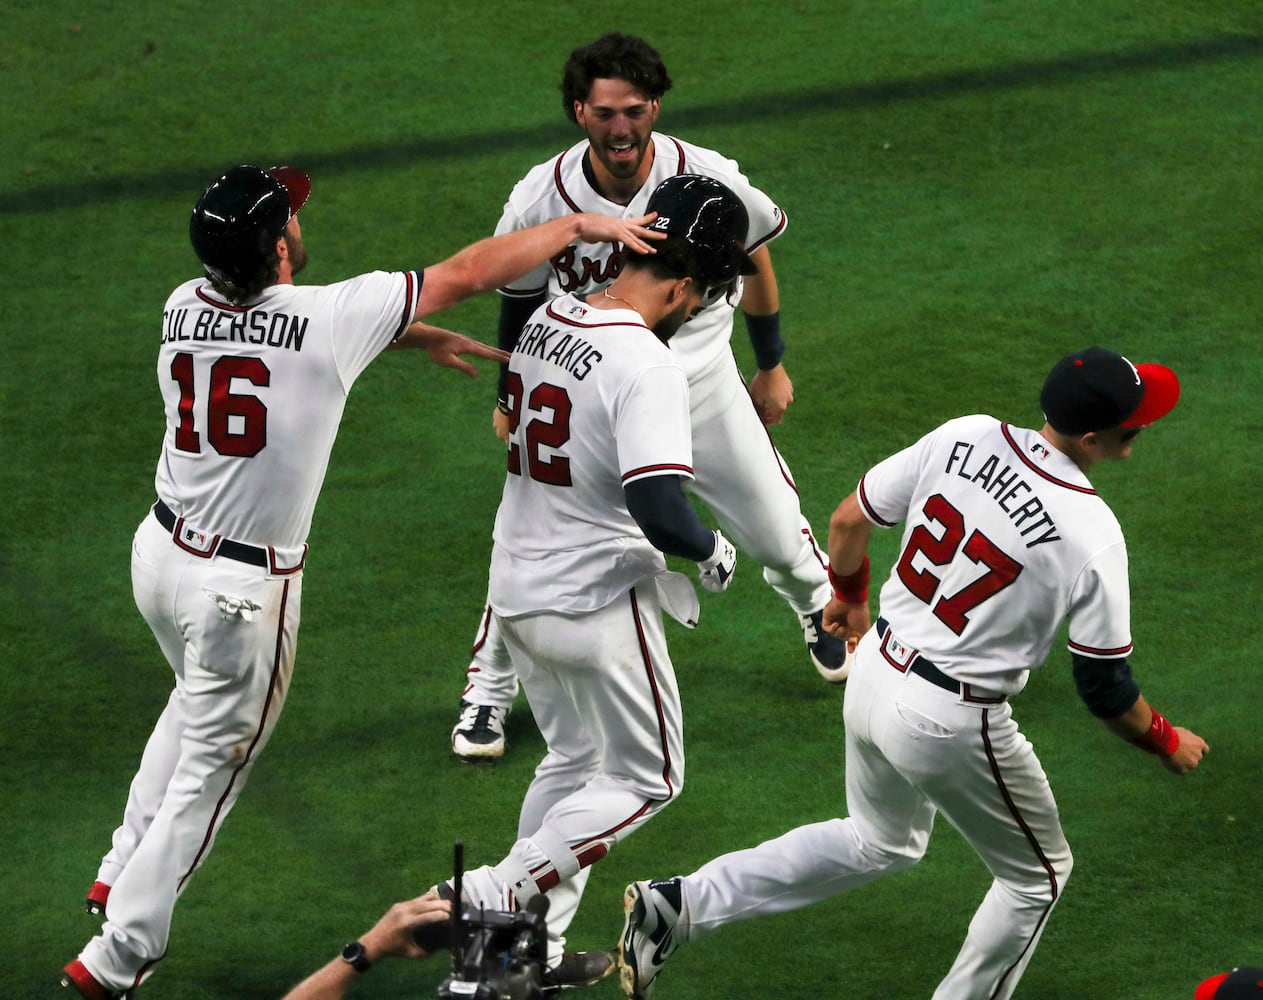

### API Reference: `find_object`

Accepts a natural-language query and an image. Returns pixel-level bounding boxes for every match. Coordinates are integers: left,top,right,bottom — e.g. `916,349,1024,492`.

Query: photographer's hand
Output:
280,893,451,1000
362,892,451,960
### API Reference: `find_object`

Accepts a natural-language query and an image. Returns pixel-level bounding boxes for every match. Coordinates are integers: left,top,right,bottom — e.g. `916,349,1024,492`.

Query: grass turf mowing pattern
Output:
6,3,1263,997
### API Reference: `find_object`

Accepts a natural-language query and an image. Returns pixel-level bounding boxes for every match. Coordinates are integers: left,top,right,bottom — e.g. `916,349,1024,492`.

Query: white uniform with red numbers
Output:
674,415,1131,999
463,132,829,707
486,292,695,961
78,271,423,994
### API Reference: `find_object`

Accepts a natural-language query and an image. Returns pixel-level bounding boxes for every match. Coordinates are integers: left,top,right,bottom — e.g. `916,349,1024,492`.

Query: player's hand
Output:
1161,728,1209,775
492,404,511,442
359,892,451,961
749,364,794,426
697,531,737,593
574,212,666,255
394,322,511,376
822,595,871,649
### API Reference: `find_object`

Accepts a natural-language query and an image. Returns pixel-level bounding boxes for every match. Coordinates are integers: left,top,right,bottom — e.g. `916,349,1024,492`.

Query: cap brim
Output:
1122,363,1180,427
737,250,758,276
270,166,311,217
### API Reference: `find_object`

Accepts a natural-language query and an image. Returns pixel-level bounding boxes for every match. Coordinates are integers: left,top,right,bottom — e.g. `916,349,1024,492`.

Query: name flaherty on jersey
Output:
944,440,1062,547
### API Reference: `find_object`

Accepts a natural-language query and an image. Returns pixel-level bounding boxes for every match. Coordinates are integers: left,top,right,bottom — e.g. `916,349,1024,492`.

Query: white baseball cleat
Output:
451,701,509,762
619,878,685,999
801,610,852,683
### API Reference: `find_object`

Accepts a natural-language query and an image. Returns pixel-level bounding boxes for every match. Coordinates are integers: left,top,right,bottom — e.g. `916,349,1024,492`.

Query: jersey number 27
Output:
895,494,1022,635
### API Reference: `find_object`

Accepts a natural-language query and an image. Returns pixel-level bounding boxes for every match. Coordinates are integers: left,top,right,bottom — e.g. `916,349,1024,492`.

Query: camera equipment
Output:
427,842,550,1000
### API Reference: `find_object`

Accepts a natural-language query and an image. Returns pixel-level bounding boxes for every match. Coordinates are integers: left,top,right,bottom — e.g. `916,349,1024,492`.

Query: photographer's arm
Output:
281,894,451,1000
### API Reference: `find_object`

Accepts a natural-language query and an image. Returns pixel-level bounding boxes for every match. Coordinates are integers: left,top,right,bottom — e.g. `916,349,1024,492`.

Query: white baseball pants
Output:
490,583,685,961
78,511,301,992
677,624,1073,999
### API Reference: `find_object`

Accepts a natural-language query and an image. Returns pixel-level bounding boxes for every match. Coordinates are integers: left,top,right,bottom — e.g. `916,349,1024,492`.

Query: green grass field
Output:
4,3,1262,997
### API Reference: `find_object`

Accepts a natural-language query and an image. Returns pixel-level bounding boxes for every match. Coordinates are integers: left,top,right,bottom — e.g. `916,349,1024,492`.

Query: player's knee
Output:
873,841,925,876
1005,846,1073,908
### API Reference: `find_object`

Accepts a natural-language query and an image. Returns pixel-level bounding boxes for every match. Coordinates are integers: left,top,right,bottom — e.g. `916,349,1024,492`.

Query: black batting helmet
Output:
189,164,310,285
644,174,758,287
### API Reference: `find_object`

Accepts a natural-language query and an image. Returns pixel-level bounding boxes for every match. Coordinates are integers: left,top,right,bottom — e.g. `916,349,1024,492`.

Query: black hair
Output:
206,246,281,306
560,33,673,124
620,235,704,285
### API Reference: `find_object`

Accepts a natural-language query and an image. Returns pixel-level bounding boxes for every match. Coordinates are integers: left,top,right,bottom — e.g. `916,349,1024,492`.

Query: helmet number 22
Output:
895,493,1023,635
170,352,269,457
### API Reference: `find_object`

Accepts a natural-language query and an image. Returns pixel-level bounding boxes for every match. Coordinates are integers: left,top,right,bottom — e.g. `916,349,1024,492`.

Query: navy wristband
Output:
744,311,785,370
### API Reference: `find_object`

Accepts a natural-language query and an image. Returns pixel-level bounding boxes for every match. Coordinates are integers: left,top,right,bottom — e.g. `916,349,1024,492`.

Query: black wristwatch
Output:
341,940,372,973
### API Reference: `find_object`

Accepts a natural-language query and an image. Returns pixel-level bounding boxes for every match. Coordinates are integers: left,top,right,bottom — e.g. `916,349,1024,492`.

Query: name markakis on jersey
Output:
944,441,1061,548
516,320,604,381
161,307,309,352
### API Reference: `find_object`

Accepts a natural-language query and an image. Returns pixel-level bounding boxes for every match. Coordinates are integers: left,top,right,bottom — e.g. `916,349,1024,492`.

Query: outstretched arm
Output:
414,213,662,319
280,894,450,1000
389,321,510,376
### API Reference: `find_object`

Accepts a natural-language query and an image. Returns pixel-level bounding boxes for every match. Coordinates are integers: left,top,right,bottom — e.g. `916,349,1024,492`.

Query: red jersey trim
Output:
392,270,422,341
543,299,650,331
554,136,688,213
1068,638,1134,657
500,284,548,298
622,463,694,482
195,286,246,311
1001,423,1097,495
554,146,583,213
665,136,687,174
746,207,788,254
857,475,898,527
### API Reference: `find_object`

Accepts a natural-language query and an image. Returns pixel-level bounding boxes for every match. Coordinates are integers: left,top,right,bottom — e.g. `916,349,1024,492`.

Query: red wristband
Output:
1129,708,1180,757
828,555,870,605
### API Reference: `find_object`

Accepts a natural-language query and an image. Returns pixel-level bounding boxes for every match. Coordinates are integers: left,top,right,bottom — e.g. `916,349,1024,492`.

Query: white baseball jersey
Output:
858,414,1131,695
488,293,693,616
154,272,422,549
77,267,424,994
493,132,786,380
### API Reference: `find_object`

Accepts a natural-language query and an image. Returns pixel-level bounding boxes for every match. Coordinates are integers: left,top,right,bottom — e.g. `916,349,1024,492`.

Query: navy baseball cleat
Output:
542,950,615,994
619,878,685,999
801,610,852,683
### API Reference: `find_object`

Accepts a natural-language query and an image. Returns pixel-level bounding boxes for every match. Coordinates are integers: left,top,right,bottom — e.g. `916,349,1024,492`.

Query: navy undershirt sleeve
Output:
624,475,715,562
1072,652,1142,718
497,292,547,402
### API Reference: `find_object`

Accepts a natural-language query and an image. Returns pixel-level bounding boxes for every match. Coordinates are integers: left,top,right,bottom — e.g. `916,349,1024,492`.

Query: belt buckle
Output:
879,627,917,673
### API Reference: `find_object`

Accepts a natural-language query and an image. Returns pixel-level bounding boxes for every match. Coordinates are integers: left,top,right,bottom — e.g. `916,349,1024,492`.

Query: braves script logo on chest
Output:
550,245,625,293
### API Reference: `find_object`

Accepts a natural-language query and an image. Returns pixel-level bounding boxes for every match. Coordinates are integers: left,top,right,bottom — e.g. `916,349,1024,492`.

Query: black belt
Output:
875,617,1004,704
152,500,269,568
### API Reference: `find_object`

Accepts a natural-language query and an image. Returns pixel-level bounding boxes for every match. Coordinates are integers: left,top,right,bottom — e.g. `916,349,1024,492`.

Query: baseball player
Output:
451,32,848,762
427,175,748,981
59,162,661,1000
619,347,1210,1000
